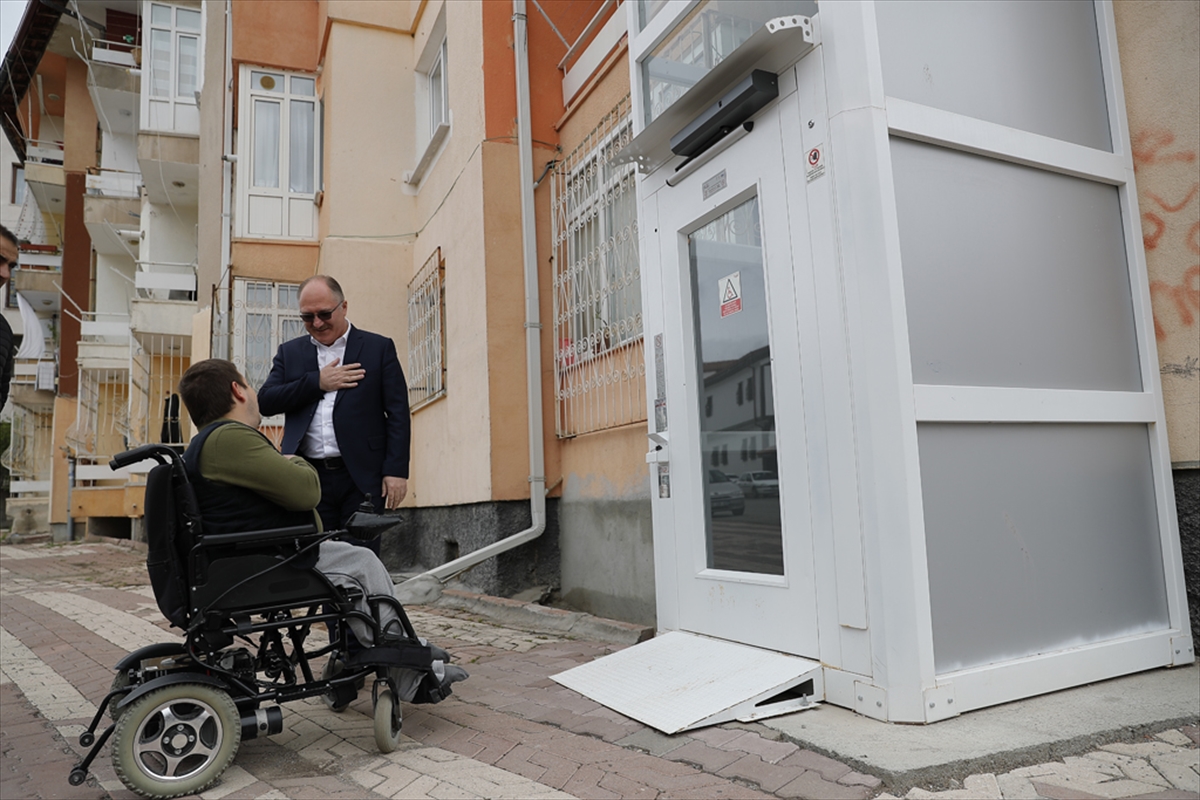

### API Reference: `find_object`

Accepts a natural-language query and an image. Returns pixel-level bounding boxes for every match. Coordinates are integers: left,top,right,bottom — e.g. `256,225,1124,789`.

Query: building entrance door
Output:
649,96,818,657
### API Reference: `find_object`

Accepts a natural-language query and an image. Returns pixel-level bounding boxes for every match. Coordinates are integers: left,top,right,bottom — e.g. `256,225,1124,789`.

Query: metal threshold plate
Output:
552,631,822,734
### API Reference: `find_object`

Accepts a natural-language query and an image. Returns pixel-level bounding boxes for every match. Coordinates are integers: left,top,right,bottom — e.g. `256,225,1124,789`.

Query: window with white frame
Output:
238,68,320,239
407,248,446,410
551,96,646,437
232,279,305,390
428,40,448,137
409,8,450,187
141,1,202,134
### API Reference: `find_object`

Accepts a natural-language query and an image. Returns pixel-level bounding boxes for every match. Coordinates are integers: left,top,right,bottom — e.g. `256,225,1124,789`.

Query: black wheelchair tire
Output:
112,682,240,799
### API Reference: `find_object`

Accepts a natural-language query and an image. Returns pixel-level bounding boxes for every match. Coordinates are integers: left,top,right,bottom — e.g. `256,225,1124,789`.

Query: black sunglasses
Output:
299,306,339,324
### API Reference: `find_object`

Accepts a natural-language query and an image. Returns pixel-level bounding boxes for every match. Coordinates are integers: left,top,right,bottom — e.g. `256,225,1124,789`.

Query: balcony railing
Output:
136,262,197,300
81,310,133,341
91,38,140,68
25,138,64,166
86,168,142,199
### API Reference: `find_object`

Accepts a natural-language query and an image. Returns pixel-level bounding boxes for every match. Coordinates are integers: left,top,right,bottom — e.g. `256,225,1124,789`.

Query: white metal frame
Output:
140,1,202,135
817,0,1190,721
551,97,647,438
236,66,320,240
230,278,303,392
633,0,1191,724
407,248,447,411
642,79,821,656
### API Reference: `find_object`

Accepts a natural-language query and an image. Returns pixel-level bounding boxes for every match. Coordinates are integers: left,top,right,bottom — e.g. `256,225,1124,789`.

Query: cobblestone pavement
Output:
1,541,1197,800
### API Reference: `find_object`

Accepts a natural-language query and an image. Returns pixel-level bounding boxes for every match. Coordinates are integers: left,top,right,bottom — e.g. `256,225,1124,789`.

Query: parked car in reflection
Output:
738,470,779,497
708,469,746,516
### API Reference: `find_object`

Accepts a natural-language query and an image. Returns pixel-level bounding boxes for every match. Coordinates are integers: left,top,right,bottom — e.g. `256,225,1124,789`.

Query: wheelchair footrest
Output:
345,643,434,672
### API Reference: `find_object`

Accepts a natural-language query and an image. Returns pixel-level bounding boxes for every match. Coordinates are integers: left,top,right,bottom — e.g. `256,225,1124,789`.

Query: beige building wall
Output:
402,1,499,507
1115,0,1200,468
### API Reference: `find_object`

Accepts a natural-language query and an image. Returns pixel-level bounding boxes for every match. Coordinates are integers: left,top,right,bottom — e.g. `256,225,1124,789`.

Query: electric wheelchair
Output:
68,443,456,798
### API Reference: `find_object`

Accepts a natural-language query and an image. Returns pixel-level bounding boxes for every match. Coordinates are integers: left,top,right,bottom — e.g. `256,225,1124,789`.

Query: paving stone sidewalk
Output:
1,541,1196,800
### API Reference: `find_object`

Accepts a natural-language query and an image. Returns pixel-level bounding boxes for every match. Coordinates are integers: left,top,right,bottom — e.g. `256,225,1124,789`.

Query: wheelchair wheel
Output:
373,686,402,753
112,683,240,799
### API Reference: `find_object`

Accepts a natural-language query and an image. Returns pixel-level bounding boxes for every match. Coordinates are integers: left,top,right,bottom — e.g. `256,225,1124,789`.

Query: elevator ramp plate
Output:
551,631,822,734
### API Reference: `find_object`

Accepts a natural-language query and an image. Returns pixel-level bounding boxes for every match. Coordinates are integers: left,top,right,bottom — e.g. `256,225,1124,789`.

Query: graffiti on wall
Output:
1134,129,1200,364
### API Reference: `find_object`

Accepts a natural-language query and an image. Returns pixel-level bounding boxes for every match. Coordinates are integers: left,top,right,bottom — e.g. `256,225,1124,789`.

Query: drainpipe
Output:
217,0,234,353
401,0,546,589
66,454,76,541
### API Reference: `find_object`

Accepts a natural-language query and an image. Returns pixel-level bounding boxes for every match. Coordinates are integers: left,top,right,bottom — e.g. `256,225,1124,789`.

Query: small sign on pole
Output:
719,272,742,318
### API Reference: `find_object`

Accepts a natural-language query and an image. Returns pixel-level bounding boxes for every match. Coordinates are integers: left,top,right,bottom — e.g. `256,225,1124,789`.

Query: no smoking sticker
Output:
719,272,742,318
806,144,825,183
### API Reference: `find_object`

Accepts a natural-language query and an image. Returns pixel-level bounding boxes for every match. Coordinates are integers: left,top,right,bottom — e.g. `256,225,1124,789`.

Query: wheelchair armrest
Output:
196,524,323,548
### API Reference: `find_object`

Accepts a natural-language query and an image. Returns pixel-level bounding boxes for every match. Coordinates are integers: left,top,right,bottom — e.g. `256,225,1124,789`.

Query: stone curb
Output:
431,588,655,646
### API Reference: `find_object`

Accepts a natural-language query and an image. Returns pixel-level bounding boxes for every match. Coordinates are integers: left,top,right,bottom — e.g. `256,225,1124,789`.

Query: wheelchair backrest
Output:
143,456,202,628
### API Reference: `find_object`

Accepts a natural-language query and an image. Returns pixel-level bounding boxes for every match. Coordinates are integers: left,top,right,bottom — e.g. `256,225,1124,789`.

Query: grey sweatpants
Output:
315,539,399,645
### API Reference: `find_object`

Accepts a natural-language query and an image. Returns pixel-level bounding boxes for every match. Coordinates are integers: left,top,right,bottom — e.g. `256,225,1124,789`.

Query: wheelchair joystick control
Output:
346,495,396,541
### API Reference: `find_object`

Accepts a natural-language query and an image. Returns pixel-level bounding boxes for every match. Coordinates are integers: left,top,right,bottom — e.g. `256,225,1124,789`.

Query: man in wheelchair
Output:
68,359,466,798
177,359,468,687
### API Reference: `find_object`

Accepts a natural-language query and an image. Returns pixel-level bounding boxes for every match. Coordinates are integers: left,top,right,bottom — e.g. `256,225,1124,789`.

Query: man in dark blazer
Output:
258,275,411,551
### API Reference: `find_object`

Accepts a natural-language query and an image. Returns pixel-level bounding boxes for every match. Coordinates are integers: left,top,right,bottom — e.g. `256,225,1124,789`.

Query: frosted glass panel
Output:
919,423,1168,673
877,0,1111,151
893,140,1141,391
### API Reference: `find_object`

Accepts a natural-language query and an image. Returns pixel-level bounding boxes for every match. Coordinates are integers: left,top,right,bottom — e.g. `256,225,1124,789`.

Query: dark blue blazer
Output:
258,326,411,498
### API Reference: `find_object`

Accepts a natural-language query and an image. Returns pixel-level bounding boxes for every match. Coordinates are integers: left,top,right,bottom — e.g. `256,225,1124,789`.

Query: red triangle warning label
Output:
719,272,742,318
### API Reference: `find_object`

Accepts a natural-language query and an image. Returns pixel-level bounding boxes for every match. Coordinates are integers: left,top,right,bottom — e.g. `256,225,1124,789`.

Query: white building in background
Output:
1,0,200,537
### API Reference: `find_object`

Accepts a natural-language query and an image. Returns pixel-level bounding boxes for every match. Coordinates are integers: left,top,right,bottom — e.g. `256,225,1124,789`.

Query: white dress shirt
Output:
301,323,352,459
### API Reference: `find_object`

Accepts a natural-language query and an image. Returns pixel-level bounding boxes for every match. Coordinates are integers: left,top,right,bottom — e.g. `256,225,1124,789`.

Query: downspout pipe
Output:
218,0,233,352
401,0,546,589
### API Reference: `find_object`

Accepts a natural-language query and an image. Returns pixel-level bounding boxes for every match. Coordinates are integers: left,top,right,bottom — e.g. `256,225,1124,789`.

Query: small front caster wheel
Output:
68,769,87,786
79,731,96,747
373,686,402,753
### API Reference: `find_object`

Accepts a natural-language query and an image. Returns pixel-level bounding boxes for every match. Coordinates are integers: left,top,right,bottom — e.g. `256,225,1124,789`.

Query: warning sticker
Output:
719,272,742,318
806,144,825,183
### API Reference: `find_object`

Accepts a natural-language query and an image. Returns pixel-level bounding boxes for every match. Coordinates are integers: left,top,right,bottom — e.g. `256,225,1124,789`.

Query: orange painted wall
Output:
232,0,321,72
482,0,606,143
230,241,321,283
19,52,68,142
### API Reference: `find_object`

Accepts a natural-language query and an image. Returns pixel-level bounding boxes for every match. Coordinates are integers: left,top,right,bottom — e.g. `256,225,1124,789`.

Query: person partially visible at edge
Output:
258,275,411,555
0,225,17,412
177,358,404,647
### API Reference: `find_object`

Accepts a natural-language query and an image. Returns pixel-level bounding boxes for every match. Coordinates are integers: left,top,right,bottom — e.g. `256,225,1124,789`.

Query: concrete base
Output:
51,522,71,543
759,661,1200,794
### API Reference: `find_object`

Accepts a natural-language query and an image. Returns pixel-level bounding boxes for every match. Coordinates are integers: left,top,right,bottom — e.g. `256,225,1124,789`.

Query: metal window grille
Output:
126,335,190,448
551,95,646,437
66,367,132,465
212,280,304,449
1,406,53,486
231,279,305,391
408,248,446,411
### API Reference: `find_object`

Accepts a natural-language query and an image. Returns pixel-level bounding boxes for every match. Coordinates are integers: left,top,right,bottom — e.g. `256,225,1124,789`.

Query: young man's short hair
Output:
0,224,16,247
179,359,247,428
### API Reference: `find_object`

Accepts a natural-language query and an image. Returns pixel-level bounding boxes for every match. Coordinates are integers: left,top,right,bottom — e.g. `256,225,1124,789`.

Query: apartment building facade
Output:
1,0,200,538
191,0,645,615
